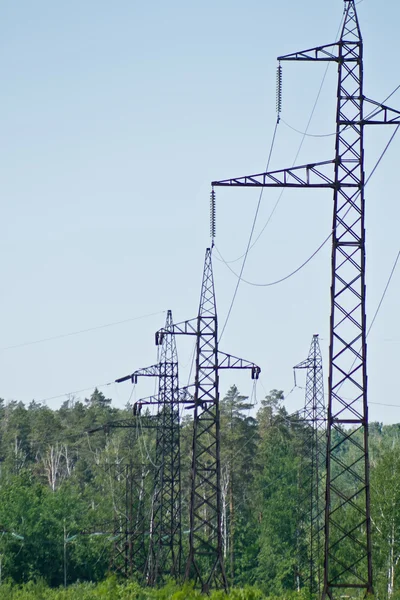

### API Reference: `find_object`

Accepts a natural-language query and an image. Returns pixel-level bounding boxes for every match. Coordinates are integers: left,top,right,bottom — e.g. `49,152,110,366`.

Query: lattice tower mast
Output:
115,310,181,584
155,248,261,593
110,460,147,578
148,311,181,584
87,457,150,577
212,1,400,596
294,334,325,598
88,416,184,579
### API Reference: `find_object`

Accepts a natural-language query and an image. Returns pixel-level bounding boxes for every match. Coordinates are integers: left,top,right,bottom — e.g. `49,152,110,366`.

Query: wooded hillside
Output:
0,387,397,598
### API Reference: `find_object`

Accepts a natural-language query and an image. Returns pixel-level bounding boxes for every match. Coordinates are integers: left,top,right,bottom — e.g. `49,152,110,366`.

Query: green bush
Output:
0,579,269,599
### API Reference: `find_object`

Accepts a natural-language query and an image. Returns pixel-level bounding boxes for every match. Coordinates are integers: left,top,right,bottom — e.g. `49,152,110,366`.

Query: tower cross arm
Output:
134,387,195,405
155,319,197,342
178,386,195,404
363,97,400,124
218,351,261,379
129,386,194,407
212,160,336,188
278,42,339,62
294,358,312,370
115,363,160,384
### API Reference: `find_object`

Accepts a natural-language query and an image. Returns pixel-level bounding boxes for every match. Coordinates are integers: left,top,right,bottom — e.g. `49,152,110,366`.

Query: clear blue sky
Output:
0,0,399,422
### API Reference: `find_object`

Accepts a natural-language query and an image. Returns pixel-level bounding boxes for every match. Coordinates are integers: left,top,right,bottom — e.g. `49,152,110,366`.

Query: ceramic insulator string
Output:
276,63,282,120
210,189,216,242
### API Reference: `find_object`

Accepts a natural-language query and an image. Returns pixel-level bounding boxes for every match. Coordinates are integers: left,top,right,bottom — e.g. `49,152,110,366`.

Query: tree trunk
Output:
229,468,234,585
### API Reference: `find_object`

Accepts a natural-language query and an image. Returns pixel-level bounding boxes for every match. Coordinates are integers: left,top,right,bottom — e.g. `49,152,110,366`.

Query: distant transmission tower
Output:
116,310,182,585
87,453,152,578
155,248,260,593
294,334,325,598
212,1,400,596
109,459,148,578
148,311,182,585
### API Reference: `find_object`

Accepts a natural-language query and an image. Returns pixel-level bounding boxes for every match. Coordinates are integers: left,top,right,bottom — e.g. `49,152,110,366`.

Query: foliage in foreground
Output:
1,389,400,596
0,578,271,600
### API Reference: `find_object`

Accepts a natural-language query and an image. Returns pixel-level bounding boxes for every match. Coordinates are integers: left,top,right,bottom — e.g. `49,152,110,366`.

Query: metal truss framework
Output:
87,460,150,579
116,310,182,586
108,461,148,578
212,2,400,596
294,335,326,598
89,392,195,581
147,311,182,585
156,248,261,593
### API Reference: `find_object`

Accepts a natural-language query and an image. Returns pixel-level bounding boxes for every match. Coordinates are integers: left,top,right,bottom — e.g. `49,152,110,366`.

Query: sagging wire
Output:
214,14,352,340
217,80,400,271
289,247,400,413
34,382,114,405
218,117,280,342
215,234,330,288
139,419,159,469
297,385,400,410
222,383,306,482
334,247,400,398
213,12,348,271
367,250,400,338
281,83,400,139
281,118,336,138
250,378,259,410
0,310,166,352
216,122,400,288
215,55,337,268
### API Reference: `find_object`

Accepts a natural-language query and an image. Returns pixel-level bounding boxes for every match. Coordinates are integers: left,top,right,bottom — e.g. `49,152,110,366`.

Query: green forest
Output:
0,386,397,599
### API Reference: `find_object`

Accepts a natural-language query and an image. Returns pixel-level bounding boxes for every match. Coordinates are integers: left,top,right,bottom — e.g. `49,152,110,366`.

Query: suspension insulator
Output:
210,189,216,240
276,63,282,118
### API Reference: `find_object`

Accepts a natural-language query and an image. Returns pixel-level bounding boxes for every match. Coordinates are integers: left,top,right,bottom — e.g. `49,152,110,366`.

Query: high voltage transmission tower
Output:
212,1,400,597
85,427,157,578
147,311,182,585
156,248,260,593
294,334,325,598
116,310,183,585
107,459,148,578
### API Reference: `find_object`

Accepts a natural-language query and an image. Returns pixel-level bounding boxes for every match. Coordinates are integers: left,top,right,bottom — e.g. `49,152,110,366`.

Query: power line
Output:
216,233,331,288
281,118,336,138
218,119,279,342
0,310,166,352
214,17,346,270
35,381,114,404
369,401,400,409
214,14,347,342
282,246,400,415
213,46,399,339
216,83,400,271
334,247,400,397
217,124,400,288
279,84,400,140
295,385,400,411
367,250,400,337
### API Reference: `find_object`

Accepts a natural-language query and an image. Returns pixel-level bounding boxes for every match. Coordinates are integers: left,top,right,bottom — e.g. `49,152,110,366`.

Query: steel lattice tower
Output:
294,335,326,598
155,248,260,593
148,310,181,585
212,1,400,596
111,460,148,578
116,310,182,584
89,458,150,578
